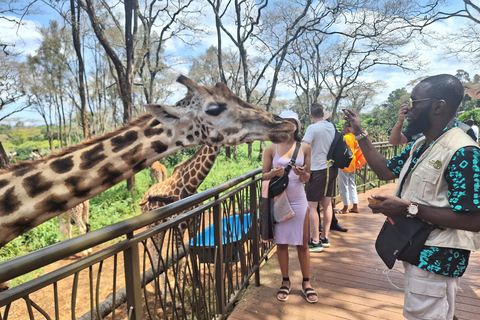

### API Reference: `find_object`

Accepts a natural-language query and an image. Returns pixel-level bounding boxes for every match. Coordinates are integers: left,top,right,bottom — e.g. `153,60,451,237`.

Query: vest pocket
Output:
413,166,441,201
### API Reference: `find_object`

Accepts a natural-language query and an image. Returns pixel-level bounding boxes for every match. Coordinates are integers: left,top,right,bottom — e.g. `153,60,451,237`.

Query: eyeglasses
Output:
409,97,434,109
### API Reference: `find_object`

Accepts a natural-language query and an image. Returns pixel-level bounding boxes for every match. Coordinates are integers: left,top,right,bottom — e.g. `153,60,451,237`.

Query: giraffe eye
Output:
205,103,227,116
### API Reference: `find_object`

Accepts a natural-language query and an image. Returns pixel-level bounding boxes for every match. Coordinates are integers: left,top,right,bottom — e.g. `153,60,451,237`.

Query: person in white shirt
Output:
466,118,479,142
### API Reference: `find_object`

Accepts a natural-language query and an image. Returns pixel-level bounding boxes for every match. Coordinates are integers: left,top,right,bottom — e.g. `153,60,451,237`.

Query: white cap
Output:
279,110,301,131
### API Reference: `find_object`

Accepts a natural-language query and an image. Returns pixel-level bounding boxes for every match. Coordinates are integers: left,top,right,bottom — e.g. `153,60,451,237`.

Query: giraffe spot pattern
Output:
186,135,194,142
65,176,92,198
80,143,106,170
97,164,123,187
191,176,199,186
133,160,148,173
121,144,144,166
50,156,75,174
151,141,168,154
175,141,184,147
23,173,54,198
0,187,21,216
13,165,36,177
144,127,164,138
0,179,9,189
36,195,69,213
8,218,35,234
208,153,217,162
111,130,138,153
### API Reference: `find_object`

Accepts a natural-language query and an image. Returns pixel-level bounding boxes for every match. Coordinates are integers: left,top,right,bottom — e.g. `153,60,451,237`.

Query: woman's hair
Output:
293,128,302,142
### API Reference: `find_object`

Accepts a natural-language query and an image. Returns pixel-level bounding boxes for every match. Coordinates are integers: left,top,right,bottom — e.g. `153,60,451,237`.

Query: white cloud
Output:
1,16,42,57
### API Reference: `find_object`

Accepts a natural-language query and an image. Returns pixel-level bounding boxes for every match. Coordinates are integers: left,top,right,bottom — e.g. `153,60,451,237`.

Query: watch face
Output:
409,204,418,215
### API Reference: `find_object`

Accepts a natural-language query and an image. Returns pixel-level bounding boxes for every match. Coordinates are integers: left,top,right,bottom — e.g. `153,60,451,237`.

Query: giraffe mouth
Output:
269,131,291,143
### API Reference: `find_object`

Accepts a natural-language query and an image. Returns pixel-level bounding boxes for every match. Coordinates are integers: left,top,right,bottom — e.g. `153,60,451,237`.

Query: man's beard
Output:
404,106,431,137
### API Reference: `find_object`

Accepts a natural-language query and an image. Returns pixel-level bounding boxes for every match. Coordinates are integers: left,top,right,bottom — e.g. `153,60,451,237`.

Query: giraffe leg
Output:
150,167,157,184
83,200,91,233
65,212,72,240
82,200,93,254
58,214,68,241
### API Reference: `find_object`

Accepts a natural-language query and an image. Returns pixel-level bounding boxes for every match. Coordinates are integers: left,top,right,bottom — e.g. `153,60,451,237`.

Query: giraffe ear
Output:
145,104,187,124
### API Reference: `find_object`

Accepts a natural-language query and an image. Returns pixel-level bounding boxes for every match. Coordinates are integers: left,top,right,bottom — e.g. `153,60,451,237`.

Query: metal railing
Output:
0,142,401,320
0,169,274,320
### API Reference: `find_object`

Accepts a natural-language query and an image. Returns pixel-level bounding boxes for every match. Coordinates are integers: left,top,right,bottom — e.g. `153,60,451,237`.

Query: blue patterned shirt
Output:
387,129,480,277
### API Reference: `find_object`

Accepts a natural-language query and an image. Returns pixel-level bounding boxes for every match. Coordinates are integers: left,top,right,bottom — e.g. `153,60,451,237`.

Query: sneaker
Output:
320,237,330,248
308,240,323,252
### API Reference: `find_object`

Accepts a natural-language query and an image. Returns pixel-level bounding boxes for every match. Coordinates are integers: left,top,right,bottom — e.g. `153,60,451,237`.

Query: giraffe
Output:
139,145,219,248
58,200,92,256
0,75,295,249
150,161,168,184
139,145,219,299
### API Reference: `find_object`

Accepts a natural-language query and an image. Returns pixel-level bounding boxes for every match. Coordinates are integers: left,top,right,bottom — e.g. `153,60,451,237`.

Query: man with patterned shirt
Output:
343,74,480,320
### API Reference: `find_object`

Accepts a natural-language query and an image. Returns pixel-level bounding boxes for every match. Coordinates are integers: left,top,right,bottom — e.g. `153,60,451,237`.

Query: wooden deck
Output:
229,183,480,320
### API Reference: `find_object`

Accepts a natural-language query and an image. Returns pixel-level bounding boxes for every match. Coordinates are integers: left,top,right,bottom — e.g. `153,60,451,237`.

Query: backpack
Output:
326,126,354,169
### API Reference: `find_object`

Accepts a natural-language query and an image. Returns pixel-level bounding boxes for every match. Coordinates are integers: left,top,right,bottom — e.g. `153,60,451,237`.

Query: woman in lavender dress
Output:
262,110,317,304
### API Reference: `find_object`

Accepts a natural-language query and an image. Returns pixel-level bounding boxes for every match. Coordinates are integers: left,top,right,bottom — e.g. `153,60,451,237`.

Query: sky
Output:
1,1,478,125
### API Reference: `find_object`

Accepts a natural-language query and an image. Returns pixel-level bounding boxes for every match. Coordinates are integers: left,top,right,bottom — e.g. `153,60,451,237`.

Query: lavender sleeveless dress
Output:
273,146,308,245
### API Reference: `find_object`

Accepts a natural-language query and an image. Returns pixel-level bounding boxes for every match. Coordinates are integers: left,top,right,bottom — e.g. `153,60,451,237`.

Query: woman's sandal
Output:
277,277,290,302
302,278,318,304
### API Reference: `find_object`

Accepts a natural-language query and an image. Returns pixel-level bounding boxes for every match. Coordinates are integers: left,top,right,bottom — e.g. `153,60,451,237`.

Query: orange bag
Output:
355,148,367,171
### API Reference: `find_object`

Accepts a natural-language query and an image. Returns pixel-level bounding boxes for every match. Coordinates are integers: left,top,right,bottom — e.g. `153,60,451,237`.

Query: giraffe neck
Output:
173,145,220,197
0,114,194,248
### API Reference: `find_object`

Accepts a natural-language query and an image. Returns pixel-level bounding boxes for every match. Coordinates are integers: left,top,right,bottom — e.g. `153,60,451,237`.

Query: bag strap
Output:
285,142,301,174
325,125,338,196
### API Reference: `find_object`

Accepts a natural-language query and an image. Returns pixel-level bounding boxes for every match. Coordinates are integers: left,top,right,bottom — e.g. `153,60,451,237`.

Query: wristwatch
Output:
407,202,419,218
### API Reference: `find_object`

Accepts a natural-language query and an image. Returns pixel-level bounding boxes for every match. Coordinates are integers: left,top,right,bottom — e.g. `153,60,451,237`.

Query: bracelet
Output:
355,131,368,141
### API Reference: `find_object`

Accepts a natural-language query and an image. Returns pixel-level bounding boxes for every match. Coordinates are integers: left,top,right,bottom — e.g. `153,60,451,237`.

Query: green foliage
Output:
0,124,12,134
458,109,480,124
359,88,409,142
463,100,478,113
8,128,44,146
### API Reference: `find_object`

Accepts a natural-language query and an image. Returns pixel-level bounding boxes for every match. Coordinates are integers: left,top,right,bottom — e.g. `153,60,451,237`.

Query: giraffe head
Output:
145,75,294,147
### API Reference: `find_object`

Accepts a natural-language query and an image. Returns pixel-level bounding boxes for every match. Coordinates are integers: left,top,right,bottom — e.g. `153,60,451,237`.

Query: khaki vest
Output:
395,127,480,251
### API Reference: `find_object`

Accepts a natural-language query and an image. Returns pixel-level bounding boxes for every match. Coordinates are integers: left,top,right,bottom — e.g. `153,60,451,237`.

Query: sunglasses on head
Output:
409,97,434,109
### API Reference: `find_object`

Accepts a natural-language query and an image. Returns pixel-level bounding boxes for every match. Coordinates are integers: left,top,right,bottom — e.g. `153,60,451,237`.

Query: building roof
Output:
465,87,480,100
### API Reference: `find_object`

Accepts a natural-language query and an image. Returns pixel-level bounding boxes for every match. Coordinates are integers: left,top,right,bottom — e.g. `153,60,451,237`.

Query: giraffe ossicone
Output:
0,75,294,249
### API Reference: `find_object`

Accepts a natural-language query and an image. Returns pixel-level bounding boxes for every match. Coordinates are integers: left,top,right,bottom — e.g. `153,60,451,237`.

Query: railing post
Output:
251,179,260,287
213,199,225,316
123,232,143,320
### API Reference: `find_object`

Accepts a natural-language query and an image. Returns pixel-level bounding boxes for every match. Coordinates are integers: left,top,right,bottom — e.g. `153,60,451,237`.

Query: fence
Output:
0,142,402,320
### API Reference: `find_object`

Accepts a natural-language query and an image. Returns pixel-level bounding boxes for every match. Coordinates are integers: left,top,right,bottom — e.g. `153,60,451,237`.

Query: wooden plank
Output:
229,182,480,320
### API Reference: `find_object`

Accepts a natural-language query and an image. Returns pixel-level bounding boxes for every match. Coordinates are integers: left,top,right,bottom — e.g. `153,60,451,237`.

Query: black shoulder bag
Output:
375,215,438,269
268,142,301,198
327,126,353,169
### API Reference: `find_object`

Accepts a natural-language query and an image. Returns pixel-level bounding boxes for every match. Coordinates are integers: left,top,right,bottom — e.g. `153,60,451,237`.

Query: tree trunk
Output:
0,143,9,170
85,0,136,190
70,0,90,140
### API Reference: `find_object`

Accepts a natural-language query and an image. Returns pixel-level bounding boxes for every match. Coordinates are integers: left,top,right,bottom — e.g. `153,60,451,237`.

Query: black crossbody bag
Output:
375,215,438,269
268,142,301,198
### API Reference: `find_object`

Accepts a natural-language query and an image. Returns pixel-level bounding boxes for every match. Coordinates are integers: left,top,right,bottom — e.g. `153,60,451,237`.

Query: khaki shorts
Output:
306,167,338,201
402,262,460,320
